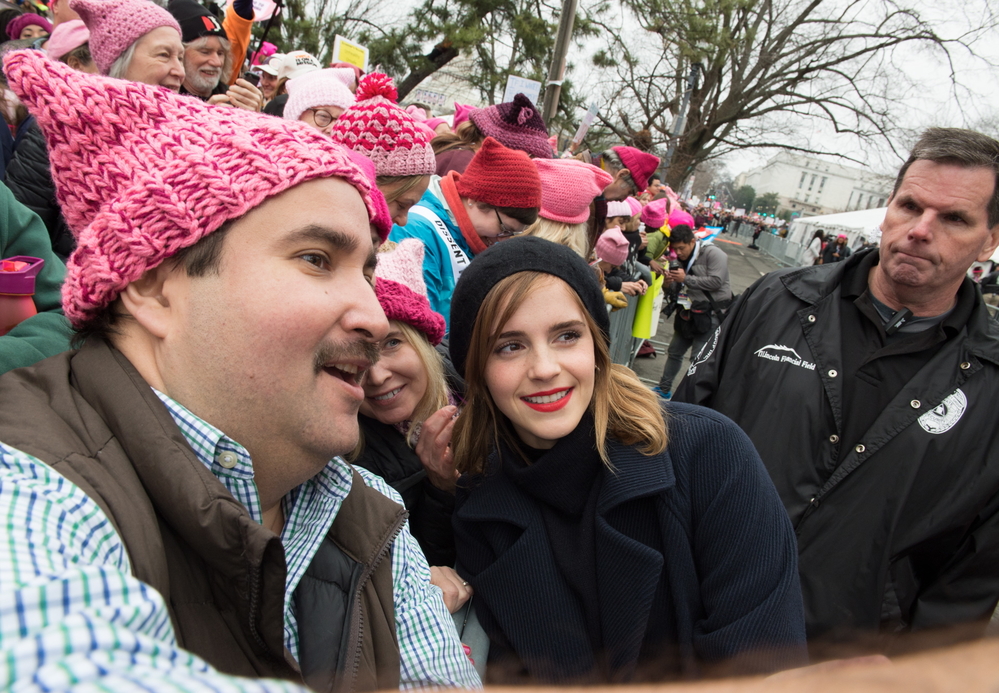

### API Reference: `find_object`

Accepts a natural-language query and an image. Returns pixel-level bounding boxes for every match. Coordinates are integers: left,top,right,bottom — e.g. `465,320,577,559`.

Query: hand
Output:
207,93,233,107
227,79,265,111
603,288,628,310
639,230,649,250
669,267,686,283
415,405,459,492
621,280,647,296
429,566,473,613
650,260,664,275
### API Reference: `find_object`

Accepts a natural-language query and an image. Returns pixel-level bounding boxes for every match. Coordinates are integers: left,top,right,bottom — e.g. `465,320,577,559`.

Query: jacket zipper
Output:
340,510,408,693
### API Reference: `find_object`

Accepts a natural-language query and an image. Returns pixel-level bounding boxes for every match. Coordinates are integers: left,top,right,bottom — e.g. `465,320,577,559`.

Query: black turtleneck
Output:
501,414,605,654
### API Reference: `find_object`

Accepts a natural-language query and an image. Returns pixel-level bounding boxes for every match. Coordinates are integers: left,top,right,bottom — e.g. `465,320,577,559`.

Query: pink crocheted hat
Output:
668,208,695,229
605,200,632,218
345,150,392,242
534,158,612,224
283,68,356,123
611,145,660,191
469,93,552,159
641,198,668,228
44,19,89,61
3,49,380,327
595,227,629,266
375,239,445,345
72,0,182,74
625,196,642,217
452,101,474,128
329,73,436,178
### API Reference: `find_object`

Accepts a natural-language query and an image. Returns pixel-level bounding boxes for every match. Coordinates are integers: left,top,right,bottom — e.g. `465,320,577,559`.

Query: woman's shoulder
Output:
659,401,760,475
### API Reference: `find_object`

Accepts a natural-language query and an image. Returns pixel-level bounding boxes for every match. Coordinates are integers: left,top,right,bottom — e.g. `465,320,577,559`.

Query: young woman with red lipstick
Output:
446,236,807,684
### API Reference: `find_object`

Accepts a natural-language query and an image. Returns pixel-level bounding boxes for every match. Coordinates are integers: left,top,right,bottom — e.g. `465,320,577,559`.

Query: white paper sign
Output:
502,75,542,106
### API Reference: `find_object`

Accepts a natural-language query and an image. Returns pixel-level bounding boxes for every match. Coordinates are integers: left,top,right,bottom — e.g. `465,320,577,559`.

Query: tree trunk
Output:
396,44,459,101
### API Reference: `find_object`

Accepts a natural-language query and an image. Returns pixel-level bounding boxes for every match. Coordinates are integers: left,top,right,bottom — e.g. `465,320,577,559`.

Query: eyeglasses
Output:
494,209,525,238
307,108,335,128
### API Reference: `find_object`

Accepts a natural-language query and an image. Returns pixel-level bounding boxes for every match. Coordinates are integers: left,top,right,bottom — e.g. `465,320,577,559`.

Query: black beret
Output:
448,236,610,378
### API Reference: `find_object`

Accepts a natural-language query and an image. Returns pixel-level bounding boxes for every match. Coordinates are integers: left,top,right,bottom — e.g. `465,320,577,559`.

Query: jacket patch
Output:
687,327,720,376
754,344,816,371
918,389,967,434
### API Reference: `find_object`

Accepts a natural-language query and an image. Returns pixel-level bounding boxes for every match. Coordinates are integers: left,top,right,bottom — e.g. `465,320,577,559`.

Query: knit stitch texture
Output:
330,73,435,177
3,49,379,326
534,158,611,224
595,227,629,266
469,93,552,159
72,0,181,74
641,198,668,228
375,239,445,345
453,137,541,209
283,68,356,123
612,145,659,192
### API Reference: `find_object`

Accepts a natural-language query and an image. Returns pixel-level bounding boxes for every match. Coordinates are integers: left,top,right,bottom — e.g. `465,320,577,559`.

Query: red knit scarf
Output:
440,171,488,255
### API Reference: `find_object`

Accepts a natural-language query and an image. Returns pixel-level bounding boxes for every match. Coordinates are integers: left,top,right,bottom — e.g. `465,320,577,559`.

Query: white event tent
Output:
786,208,887,249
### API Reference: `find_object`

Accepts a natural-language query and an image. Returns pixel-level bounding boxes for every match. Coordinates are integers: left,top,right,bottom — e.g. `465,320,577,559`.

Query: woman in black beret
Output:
446,235,807,684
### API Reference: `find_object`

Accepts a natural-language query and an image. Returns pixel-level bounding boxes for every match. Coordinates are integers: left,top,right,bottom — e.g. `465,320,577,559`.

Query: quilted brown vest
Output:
0,339,404,692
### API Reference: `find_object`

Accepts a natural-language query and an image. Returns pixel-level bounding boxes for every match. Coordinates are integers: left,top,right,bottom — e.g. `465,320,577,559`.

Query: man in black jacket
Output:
674,128,999,646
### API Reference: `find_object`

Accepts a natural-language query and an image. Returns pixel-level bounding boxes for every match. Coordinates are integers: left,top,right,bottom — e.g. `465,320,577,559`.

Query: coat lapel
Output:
596,441,674,677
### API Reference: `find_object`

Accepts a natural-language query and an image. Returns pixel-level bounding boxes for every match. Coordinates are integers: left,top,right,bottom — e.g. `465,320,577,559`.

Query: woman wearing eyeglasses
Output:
389,136,542,329
282,68,355,134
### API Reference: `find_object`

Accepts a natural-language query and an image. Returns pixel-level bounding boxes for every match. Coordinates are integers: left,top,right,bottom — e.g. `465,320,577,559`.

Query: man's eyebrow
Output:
280,224,359,254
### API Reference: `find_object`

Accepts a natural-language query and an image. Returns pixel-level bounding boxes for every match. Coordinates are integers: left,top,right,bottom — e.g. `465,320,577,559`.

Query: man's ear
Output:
616,168,631,181
978,225,999,262
118,261,186,339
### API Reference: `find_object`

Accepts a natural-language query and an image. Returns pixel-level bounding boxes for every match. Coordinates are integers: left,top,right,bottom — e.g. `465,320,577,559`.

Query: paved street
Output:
630,237,784,388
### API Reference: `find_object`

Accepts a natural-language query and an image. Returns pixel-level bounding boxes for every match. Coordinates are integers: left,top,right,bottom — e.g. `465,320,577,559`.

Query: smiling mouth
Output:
322,361,368,388
521,388,573,412
372,386,403,401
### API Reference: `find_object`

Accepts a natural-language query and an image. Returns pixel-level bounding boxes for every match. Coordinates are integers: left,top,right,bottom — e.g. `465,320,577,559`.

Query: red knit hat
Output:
469,93,552,159
329,73,436,177
612,145,660,191
454,137,541,209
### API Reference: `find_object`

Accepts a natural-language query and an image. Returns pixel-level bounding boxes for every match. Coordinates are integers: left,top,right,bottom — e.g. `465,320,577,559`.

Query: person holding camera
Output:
655,223,731,399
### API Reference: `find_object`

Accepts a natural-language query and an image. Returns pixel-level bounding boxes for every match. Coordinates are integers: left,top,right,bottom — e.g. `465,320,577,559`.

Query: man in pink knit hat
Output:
0,51,480,692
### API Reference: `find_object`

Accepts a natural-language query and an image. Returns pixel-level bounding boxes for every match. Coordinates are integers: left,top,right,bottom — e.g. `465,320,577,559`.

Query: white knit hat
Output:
283,68,356,123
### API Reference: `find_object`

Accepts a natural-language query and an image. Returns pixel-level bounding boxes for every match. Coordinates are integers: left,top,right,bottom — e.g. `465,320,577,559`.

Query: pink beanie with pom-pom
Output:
329,73,436,177
2,49,381,327
375,239,446,345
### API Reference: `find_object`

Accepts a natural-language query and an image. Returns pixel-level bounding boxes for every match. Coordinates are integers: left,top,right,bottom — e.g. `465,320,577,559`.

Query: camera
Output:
669,259,682,272
241,71,261,87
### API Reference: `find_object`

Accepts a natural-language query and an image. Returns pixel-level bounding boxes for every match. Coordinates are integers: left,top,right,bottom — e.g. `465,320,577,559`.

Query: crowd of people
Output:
1,0,999,690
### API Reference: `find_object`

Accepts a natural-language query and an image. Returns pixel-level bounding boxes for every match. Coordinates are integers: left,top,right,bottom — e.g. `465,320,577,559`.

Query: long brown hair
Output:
451,272,668,475
432,120,484,156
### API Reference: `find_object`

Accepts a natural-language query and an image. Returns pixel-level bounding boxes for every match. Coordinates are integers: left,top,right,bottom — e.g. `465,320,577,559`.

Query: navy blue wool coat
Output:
453,402,807,683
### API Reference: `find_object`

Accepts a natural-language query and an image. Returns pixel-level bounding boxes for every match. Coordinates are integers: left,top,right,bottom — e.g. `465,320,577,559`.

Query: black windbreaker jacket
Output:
674,250,999,640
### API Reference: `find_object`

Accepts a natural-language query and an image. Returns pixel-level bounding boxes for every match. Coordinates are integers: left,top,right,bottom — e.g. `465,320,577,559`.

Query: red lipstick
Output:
520,387,573,413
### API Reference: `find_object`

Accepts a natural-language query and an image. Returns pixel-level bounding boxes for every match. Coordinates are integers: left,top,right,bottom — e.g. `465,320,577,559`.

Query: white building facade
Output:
735,152,893,216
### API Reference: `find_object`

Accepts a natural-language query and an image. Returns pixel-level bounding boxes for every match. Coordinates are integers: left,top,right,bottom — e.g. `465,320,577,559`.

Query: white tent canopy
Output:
787,208,887,249
788,207,999,263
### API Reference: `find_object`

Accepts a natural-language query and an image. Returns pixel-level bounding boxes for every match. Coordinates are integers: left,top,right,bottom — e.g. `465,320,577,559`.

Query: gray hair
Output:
184,35,234,87
599,149,636,193
107,41,137,78
894,127,999,228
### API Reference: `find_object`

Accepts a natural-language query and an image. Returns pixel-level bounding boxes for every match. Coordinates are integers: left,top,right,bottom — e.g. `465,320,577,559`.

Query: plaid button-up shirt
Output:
0,389,480,692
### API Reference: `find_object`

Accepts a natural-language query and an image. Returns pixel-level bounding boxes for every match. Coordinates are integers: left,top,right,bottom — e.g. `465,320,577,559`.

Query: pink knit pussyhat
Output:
625,196,642,217
605,199,632,218
452,101,474,128
668,208,695,229
71,0,182,75
375,239,446,345
283,68,356,123
3,50,380,327
641,198,668,229
534,158,612,224
329,73,436,177
595,227,629,266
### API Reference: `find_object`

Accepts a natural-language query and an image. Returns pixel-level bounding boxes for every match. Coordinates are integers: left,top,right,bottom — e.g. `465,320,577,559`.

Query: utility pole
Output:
541,0,578,125
659,61,702,184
